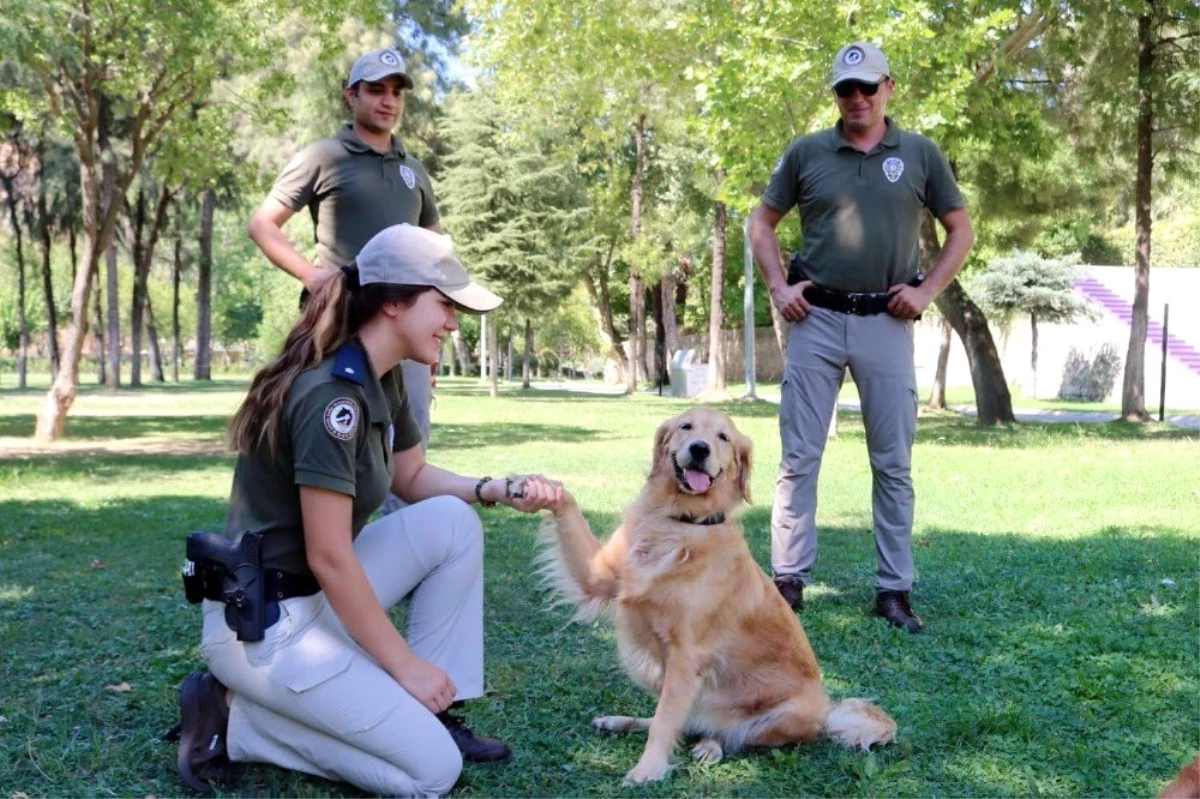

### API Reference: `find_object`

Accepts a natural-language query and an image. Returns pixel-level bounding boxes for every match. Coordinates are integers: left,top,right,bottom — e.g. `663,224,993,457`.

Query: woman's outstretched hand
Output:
501,474,563,513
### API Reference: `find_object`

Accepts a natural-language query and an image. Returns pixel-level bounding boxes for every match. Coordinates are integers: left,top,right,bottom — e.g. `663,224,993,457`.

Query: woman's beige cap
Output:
355,224,503,314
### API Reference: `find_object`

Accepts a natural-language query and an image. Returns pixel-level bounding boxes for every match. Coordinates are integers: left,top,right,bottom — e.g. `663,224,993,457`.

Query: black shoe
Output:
177,672,231,793
437,710,512,763
772,575,805,610
874,590,923,633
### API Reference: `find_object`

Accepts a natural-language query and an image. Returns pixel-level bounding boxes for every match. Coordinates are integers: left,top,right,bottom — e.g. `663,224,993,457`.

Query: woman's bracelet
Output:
475,476,497,507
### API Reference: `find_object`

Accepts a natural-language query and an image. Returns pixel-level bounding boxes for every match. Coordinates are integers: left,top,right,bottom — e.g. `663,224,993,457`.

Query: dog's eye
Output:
718,433,730,442
680,423,693,431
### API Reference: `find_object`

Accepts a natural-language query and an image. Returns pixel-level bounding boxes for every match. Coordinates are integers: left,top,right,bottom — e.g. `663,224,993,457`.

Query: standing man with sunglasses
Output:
750,41,974,632
248,48,441,453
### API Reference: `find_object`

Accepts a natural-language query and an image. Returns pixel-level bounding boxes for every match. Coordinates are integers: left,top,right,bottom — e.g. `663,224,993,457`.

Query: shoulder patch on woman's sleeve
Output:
323,398,360,440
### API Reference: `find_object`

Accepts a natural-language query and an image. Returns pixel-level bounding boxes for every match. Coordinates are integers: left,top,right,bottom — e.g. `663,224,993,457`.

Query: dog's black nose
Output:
688,441,710,462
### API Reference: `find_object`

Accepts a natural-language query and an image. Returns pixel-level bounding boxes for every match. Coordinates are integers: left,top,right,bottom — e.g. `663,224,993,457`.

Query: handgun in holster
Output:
182,531,268,642
786,252,812,286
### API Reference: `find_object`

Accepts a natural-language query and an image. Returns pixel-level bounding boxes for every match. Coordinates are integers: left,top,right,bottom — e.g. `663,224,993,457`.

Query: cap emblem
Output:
843,46,865,66
399,164,416,189
380,51,400,67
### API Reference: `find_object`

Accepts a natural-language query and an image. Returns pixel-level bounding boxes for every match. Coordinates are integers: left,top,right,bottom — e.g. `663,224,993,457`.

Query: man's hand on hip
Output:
886,283,932,320
771,281,813,322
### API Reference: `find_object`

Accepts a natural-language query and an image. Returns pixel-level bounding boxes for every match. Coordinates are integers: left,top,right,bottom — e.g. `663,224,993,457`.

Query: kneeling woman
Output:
177,224,562,796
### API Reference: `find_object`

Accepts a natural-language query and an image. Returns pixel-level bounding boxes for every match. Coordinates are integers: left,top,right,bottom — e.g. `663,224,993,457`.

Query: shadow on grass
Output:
0,377,251,398
0,413,232,440
430,421,608,450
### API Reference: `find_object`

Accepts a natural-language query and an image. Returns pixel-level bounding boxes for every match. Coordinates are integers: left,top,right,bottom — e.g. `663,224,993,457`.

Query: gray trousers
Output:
201,496,485,797
770,307,918,592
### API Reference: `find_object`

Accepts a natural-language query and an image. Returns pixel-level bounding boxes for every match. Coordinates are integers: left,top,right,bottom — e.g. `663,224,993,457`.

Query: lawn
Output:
1,376,1197,798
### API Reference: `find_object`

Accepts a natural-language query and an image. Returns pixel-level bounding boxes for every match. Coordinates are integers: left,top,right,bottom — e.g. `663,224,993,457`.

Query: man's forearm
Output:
247,216,320,285
922,219,975,300
749,217,787,295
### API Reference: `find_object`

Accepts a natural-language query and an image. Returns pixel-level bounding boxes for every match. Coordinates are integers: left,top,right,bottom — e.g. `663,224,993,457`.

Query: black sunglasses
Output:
833,80,885,98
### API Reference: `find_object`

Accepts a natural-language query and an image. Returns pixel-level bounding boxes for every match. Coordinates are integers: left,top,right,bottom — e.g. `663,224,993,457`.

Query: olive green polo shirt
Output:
270,123,440,269
762,118,964,292
224,339,423,576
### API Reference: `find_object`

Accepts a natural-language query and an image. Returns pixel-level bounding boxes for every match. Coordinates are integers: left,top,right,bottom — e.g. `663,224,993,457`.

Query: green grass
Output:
1,377,1197,797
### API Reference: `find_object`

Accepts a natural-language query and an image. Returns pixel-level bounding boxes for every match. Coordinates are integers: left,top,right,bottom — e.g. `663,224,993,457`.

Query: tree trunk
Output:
488,316,499,398
652,283,666,392
521,317,533,389
130,184,172,386
1121,6,1154,422
104,238,120,387
172,198,182,382
580,245,629,379
661,272,678,360
146,293,165,382
36,149,60,378
627,113,646,394
919,214,1014,425
451,329,473,375
2,174,29,388
37,142,105,440
505,336,514,381
92,258,105,386
194,188,215,381
707,195,727,391
927,315,952,409
130,189,146,386
1029,311,1038,400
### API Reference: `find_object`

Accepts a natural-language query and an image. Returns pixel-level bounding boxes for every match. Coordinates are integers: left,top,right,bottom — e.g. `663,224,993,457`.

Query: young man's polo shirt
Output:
762,118,964,293
224,339,423,577
270,124,440,270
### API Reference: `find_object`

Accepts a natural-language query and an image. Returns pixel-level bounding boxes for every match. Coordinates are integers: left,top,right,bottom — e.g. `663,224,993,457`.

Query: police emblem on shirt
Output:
843,46,865,66
771,154,785,176
882,157,905,183
323,398,360,440
399,164,417,190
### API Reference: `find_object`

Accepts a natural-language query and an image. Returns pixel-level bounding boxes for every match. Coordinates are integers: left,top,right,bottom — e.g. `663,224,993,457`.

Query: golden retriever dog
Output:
537,408,896,784
1160,754,1200,799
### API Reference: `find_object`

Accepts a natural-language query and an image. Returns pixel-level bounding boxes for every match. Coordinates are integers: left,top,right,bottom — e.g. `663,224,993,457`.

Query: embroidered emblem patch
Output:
771,154,785,176
380,51,400,67
323,398,359,440
399,164,416,189
842,46,865,66
882,157,905,183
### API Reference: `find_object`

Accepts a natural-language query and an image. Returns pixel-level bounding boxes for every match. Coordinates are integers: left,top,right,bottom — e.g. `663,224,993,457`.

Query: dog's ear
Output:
735,432,753,503
651,419,673,476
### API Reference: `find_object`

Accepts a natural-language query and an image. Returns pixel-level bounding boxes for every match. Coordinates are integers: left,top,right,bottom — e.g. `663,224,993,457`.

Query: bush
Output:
1059,342,1122,401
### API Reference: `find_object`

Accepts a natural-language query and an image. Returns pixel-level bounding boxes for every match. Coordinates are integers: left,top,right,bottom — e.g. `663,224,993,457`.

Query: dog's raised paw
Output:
691,739,723,763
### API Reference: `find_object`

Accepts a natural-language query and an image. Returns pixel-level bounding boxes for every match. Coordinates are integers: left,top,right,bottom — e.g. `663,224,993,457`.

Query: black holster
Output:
182,531,268,642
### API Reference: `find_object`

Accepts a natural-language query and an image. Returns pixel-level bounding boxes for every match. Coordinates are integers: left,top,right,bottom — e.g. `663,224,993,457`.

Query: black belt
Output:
803,286,895,316
199,568,321,603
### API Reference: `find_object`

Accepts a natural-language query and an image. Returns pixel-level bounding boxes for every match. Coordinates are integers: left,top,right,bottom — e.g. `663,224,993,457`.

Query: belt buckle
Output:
846,293,864,315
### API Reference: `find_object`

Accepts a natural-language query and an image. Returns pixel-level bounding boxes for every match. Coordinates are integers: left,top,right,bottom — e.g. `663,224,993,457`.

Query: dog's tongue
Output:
684,468,712,493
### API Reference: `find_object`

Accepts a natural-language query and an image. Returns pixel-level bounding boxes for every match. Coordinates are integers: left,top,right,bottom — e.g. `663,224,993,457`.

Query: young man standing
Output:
248,47,441,447
749,41,975,632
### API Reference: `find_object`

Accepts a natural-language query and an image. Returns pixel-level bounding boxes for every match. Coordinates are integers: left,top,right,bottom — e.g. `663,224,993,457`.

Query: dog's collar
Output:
670,512,726,526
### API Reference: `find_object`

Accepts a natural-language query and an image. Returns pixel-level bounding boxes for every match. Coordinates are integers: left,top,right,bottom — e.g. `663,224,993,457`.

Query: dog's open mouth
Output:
673,456,718,494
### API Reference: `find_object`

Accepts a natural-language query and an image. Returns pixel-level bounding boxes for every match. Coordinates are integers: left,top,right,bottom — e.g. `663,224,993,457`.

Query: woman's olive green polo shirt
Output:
224,339,423,576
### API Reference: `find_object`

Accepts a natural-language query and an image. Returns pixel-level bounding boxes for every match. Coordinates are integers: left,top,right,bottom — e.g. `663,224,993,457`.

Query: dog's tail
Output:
823,698,897,751
535,490,621,621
